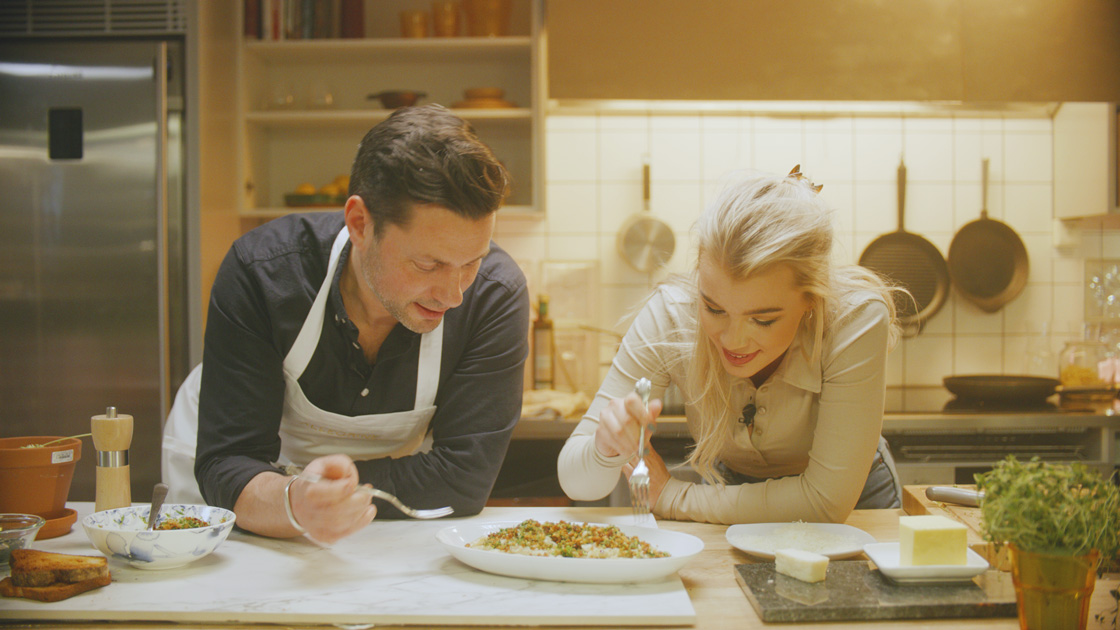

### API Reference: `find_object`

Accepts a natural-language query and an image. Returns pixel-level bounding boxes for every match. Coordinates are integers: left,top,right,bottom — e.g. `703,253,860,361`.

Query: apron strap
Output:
414,319,444,408
284,227,351,378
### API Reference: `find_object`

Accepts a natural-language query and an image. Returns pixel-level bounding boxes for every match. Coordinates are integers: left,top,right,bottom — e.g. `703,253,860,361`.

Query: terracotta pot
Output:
0,436,82,517
1010,544,1100,630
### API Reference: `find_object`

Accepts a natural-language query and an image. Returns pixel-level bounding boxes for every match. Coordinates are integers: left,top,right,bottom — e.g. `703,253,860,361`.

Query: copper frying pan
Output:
859,159,950,333
947,159,1029,313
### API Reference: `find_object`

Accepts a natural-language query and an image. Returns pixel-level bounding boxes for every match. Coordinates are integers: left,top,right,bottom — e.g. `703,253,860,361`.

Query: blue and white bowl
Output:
82,504,236,570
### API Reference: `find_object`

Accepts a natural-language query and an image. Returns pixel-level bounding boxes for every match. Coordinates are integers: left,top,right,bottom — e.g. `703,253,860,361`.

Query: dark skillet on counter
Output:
942,375,1060,403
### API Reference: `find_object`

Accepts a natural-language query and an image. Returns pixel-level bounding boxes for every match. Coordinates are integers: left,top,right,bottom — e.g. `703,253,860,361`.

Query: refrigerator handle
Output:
155,42,172,418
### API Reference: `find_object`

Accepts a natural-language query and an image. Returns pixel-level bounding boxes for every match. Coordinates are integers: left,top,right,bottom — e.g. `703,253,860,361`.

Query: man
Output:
163,105,529,544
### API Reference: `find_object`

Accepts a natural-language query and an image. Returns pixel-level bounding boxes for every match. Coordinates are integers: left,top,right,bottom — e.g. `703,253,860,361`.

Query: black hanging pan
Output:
947,159,1029,313
859,159,950,334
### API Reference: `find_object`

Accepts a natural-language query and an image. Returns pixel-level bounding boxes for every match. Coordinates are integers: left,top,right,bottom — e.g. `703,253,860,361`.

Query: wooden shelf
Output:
244,36,532,63
246,108,531,128
236,1,544,218
240,203,539,220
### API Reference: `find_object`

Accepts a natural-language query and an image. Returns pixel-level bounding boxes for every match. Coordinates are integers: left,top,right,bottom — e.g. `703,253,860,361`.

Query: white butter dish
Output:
864,542,989,584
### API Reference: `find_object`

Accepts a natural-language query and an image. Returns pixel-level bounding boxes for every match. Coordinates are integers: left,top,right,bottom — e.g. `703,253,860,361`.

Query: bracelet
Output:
283,476,307,535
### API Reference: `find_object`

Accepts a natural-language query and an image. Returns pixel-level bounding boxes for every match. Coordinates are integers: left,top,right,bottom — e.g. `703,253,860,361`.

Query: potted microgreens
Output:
0,434,89,517
975,456,1120,630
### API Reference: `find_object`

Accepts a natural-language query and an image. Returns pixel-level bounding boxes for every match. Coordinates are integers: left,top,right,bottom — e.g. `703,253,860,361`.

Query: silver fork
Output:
629,377,652,520
297,472,454,520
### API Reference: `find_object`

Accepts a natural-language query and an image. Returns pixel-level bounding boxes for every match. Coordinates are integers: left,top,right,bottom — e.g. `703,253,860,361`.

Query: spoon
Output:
148,483,169,530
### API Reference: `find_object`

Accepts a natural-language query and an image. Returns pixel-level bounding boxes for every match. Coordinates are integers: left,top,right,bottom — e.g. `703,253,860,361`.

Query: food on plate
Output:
774,548,829,583
467,519,669,559
153,515,208,530
0,549,110,602
731,521,863,555
294,182,316,195
899,515,967,566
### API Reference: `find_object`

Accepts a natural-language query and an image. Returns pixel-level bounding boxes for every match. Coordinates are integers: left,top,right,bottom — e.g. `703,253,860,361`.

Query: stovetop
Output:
884,386,1105,415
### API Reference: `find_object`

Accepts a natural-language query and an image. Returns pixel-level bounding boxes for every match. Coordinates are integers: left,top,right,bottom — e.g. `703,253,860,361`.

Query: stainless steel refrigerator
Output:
0,39,190,502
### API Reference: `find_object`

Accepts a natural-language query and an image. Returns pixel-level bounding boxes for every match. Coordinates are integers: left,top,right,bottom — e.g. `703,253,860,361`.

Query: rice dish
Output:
468,519,669,559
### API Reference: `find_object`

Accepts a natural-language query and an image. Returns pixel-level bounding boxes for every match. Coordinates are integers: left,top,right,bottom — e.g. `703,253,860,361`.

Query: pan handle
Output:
897,159,907,231
642,154,651,212
980,158,989,219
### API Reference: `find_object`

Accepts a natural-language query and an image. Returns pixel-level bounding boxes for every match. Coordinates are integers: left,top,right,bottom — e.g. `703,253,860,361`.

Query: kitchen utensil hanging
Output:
617,155,675,273
858,159,950,334
947,159,1029,312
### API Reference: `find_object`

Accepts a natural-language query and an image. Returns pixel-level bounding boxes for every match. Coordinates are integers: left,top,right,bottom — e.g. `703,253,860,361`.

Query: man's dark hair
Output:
348,104,511,236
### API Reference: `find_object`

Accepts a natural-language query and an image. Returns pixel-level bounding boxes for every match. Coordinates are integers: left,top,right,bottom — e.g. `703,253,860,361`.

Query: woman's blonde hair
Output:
666,168,901,484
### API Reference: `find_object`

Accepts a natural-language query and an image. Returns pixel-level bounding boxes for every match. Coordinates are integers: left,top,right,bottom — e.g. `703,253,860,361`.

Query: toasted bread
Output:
8,549,109,588
0,574,111,602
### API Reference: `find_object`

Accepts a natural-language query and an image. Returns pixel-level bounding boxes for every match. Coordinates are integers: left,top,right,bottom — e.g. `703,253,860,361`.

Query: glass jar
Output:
1058,340,1111,388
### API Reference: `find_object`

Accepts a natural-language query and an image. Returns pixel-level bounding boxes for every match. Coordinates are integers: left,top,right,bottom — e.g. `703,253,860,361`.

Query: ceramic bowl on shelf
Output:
81,504,236,570
367,90,427,109
0,513,45,565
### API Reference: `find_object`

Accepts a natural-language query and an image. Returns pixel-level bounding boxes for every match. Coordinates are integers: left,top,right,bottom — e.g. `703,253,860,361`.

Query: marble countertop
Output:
0,504,695,626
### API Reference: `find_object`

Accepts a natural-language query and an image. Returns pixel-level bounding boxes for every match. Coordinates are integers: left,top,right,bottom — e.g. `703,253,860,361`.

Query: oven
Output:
882,386,1120,486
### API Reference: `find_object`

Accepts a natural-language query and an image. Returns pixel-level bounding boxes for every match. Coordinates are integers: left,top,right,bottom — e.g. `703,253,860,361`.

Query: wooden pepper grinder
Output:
91,406,133,512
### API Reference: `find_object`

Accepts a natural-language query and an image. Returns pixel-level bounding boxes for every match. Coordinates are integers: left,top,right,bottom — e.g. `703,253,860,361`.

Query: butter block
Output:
899,515,967,566
774,548,829,583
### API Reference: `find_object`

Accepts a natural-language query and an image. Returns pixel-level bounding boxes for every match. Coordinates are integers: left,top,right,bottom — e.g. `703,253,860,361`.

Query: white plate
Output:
725,522,876,560
864,542,990,584
436,520,703,583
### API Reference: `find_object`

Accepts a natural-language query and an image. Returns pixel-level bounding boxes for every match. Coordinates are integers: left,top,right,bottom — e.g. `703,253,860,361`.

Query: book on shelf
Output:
248,0,360,40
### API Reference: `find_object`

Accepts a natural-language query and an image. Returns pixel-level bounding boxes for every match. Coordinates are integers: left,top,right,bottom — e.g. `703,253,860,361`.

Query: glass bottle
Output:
532,294,554,390
1058,339,1110,388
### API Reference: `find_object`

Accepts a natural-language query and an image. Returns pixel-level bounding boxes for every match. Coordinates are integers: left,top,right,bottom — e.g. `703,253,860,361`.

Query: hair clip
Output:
787,164,824,194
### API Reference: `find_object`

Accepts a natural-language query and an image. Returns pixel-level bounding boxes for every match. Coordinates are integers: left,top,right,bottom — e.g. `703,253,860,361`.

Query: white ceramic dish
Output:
864,542,990,584
82,504,236,570
436,520,703,583
726,522,877,560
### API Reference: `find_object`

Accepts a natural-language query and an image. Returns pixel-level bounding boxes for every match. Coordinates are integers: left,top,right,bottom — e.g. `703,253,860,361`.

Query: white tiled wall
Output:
495,110,1120,388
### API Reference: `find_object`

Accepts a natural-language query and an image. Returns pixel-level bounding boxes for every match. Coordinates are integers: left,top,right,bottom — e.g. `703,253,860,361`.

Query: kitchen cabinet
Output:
236,0,544,220
547,0,1120,103
1053,102,1120,220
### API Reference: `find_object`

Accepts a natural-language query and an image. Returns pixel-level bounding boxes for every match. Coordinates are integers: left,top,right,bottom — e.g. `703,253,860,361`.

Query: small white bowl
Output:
0,513,46,565
82,504,236,570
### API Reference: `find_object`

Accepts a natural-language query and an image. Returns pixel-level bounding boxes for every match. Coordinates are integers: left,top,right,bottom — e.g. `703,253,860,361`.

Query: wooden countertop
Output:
7,505,1118,629
514,411,1120,440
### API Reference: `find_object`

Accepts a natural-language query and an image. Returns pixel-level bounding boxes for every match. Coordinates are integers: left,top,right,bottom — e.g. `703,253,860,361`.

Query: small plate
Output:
36,507,78,540
726,522,876,560
437,520,703,583
864,542,990,584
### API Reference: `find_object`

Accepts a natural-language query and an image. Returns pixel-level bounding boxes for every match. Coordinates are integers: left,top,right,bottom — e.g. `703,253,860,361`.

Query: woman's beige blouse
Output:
557,285,891,525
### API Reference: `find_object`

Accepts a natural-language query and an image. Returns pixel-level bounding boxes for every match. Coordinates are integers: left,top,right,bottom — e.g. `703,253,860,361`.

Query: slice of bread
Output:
8,549,109,588
0,574,111,602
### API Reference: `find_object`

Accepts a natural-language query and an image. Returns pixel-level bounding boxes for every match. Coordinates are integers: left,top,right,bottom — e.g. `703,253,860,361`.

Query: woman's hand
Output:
594,391,663,459
624,446,670,508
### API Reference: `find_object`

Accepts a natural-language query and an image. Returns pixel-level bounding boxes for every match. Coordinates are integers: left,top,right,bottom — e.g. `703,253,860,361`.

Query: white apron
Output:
162,227,443,504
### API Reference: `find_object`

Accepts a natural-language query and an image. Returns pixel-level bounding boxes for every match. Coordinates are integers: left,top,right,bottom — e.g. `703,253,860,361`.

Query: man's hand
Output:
234,454,376,544
290,454,377,544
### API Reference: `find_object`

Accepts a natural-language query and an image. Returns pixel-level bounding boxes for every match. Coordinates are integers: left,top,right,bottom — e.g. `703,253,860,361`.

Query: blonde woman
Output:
558,167,904,524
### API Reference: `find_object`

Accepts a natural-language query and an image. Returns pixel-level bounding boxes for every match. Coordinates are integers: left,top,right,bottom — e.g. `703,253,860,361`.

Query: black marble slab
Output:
735,561,1017,622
